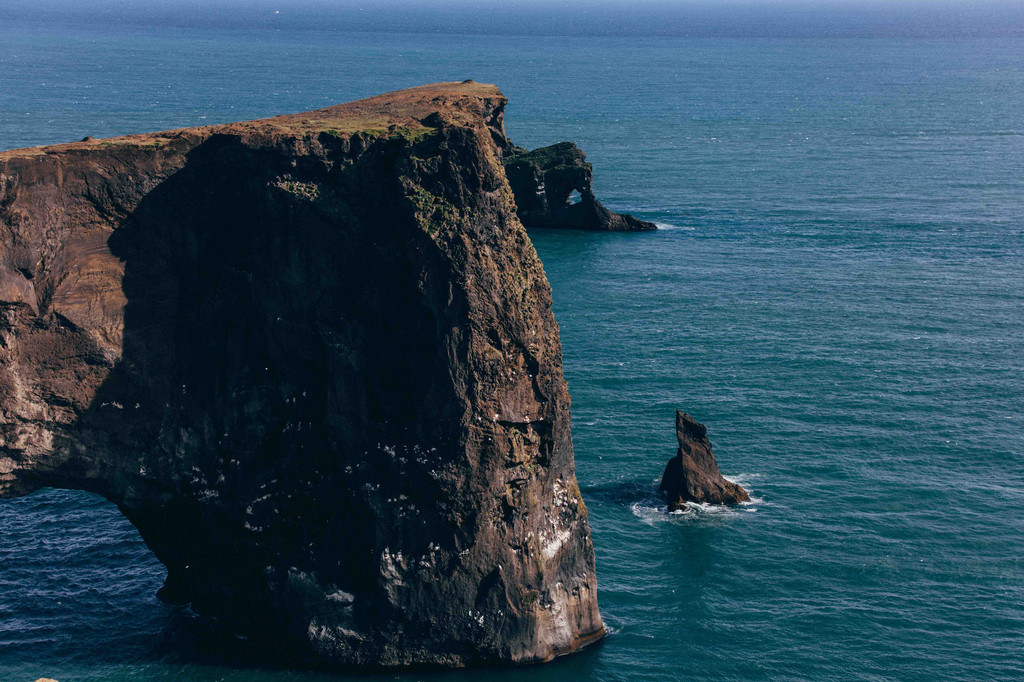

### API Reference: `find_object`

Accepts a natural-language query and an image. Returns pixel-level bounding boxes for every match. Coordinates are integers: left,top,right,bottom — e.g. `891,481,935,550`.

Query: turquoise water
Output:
2,12,1024,681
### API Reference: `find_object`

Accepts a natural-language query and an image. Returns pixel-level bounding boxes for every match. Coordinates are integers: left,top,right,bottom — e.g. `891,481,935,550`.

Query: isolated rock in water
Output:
503,142,656,231
660,410,749,511
0,82,603,667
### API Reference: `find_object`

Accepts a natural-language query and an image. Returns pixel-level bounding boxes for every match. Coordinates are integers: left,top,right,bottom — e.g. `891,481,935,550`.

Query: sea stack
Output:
660,410,749,511
503,142,656,231
0,82,603,667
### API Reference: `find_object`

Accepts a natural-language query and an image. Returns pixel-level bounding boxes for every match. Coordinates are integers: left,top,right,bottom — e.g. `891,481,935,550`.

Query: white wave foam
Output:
725,472,762,487
628,473,766,523
629,502,672,525
683,501,743,515
730,473,768,507
629,500,753,524
654,222,695,231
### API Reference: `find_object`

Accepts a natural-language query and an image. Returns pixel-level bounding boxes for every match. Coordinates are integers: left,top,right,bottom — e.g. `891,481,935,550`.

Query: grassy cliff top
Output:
0,81,505,161
506,141,588,170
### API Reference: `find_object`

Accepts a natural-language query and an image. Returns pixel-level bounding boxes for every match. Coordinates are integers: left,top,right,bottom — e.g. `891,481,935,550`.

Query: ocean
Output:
1,5,1023,680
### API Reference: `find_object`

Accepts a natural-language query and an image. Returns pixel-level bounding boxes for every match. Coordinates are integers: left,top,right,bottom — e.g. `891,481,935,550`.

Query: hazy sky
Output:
4,0,1024,37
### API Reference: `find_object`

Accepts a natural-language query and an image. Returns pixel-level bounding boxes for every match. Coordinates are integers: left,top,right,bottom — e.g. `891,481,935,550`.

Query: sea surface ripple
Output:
1,15,1022,681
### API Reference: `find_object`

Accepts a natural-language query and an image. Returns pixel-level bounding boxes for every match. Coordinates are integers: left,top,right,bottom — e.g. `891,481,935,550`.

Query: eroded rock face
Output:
660,410,749,511
0,82,603,667
503,142,656,231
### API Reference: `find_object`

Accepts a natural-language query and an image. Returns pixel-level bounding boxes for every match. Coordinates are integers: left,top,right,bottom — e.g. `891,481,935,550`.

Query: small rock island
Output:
660,410,749,511
0,82,605,667
504,142,656,231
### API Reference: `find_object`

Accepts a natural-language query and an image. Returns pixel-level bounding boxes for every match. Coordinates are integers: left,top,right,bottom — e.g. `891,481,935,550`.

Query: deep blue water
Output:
2,10,1024,681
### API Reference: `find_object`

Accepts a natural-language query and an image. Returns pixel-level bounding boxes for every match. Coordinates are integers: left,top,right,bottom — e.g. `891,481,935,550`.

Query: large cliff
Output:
0,82,603,667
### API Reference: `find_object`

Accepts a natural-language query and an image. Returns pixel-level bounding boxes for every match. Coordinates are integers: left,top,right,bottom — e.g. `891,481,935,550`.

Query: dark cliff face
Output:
0,82,603,667
503,142,656,231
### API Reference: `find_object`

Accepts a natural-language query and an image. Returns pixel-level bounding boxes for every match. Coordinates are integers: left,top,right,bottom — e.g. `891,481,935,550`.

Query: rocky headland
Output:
660,410,749,511
0,82,604,667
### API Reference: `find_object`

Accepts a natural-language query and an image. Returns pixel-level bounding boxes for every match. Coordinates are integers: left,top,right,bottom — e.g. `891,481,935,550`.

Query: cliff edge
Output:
0,82,603,667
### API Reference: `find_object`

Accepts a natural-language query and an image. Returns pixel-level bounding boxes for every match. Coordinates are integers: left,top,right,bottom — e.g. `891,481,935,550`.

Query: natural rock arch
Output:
0,82,603,668
503,141,656,231
0,488,168,664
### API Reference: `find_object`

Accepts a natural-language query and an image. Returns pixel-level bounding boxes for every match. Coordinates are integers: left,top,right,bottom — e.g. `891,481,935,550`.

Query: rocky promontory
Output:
660,410,749,511
0,82,602,667
504,142,656,231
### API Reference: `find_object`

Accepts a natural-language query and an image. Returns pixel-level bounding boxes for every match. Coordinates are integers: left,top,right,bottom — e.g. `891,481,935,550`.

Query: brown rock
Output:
0,82,602,667
659,410,749,511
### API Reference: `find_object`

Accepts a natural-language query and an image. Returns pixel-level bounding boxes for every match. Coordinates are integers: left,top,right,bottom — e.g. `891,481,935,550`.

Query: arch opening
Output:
0,488,294,675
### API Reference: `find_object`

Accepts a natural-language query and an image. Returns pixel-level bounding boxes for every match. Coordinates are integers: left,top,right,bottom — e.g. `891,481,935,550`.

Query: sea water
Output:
1,6,1023,681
